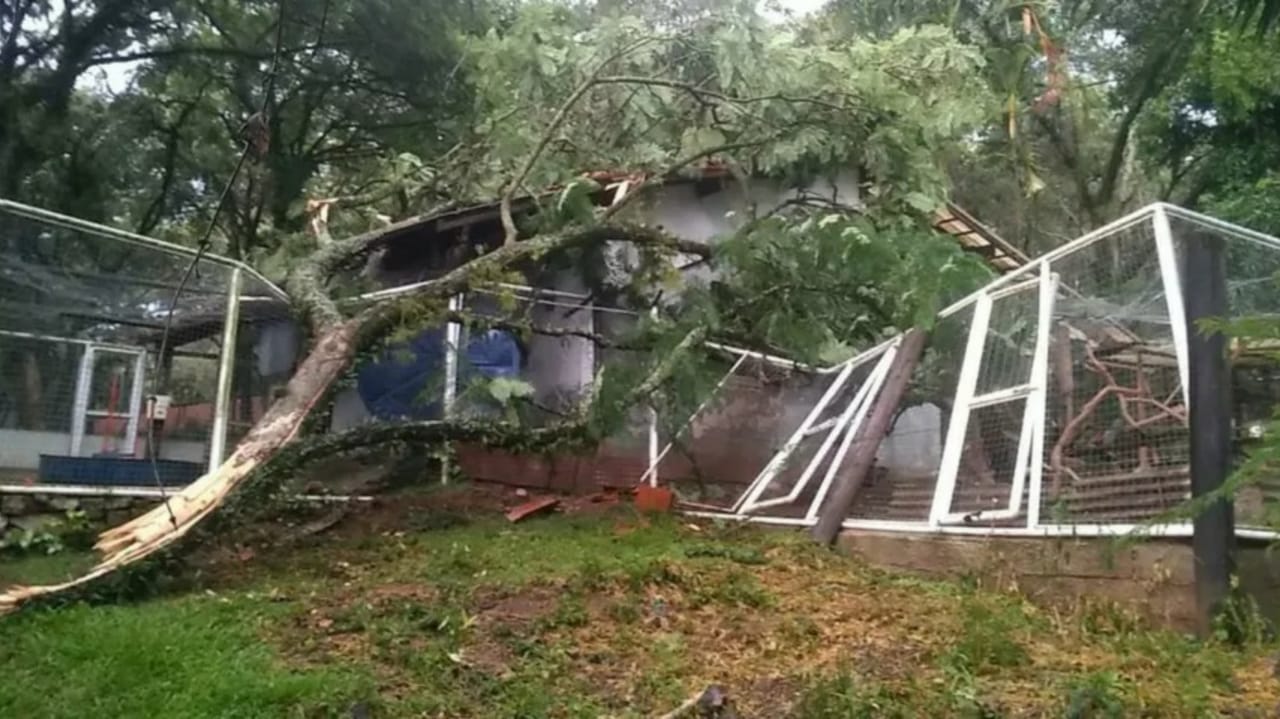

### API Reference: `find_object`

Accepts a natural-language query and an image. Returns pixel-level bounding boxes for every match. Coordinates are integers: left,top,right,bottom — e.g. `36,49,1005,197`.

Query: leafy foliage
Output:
710,213,992,362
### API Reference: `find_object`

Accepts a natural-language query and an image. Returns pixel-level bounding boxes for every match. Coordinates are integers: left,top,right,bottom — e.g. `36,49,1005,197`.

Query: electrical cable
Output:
146,0,289,528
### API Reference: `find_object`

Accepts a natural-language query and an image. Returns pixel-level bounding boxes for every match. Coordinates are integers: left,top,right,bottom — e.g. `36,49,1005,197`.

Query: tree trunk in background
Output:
20,350,43,430
811,329,929,546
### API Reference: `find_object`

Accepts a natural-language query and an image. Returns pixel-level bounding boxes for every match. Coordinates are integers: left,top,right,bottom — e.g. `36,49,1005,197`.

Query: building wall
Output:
0,429,208,472
328,173,904,485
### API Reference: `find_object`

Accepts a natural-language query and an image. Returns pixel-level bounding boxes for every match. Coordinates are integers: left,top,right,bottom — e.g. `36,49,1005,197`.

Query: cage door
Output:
70,346,146,458
929,265,1057,525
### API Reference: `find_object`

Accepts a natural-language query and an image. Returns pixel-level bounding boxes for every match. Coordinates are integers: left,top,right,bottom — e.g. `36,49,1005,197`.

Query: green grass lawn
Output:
1,489,1277,717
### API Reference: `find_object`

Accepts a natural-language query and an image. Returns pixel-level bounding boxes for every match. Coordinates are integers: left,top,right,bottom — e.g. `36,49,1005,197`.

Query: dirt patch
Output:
366,583,439,605
473,585,558,626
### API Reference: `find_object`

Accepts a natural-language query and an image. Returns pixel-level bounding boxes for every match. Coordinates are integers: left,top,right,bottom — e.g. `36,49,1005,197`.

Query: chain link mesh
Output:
0,203,293,487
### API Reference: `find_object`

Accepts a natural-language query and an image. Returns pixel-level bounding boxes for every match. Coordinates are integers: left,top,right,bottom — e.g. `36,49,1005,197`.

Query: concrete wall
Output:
879,403,943,474
836,529,1280,633
0,429,208,472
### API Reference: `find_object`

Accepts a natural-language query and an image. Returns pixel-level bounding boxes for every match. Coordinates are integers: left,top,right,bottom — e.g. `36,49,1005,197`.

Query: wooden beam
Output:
811,328,929,545
1184,228,1235,637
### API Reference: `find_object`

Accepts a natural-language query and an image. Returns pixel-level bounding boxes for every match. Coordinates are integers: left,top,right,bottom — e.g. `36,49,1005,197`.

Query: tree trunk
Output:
0,222,713,614
0,319,362,613
811,329,928,545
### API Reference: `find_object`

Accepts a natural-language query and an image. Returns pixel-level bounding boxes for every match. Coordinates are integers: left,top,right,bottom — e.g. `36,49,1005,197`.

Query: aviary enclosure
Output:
652,204,1280,539
2,200,1280,557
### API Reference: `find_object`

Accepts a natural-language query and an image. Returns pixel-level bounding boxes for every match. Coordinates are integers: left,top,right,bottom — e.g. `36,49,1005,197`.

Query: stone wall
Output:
836,529,1280,633
0,492,156,533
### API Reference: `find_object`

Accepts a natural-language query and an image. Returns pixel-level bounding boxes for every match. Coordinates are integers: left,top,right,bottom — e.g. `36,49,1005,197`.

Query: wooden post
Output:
811,328,929,545
1184,229,1234,636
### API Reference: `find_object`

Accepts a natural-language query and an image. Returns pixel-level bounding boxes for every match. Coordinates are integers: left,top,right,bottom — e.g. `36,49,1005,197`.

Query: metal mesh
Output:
1168,215,1280,529
0,202,293,487
845,307,974,523
653,354,841,510
733,355,885,519
1037,219,1189,526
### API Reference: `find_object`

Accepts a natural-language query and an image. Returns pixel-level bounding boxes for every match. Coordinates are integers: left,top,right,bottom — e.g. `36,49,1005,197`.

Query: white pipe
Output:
0,483,374,503
679,509,1280,541
935,205,1160,320
124,351,147,456
1153,206,1191,410
1161,203,1280,254
1026,268,1059,529
640,353,749,485
929,292,992,524
441,293,465,485
704,336,896,376
0,199,288,301
968,383,1036,409
207,268,243,471
646,307,661,487
803,345,897,521
69,346,94,457
0,329,146,354
948,264,1058,524
746,343,897,513
731,359,857,512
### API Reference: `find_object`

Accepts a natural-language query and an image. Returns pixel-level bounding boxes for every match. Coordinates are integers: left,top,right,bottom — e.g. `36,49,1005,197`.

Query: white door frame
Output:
928,265,1057,525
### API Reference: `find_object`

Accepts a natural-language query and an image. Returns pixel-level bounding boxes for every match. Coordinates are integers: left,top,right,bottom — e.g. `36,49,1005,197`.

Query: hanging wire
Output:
147,0,289,527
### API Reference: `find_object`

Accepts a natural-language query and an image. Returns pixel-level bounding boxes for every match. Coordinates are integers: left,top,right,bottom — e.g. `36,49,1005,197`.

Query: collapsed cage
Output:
652,204,1280,539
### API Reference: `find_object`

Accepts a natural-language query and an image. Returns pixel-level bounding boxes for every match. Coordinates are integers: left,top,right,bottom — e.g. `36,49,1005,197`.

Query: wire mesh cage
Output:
0,201,294,488
652,351,855,512
677,204,1280,541
1034,218,1190,527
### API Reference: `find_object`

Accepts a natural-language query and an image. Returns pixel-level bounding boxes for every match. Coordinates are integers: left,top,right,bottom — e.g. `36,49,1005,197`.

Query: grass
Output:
1,486,1278,717
0,549,97,586
0,598,371,718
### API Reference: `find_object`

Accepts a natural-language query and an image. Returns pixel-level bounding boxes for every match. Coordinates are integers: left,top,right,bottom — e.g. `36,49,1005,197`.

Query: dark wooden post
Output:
1184,228,1234,636
811,328,929,545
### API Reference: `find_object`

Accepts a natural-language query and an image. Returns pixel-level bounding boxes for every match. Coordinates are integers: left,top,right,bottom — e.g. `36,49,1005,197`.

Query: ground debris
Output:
658,684,737,719
504,496,559,522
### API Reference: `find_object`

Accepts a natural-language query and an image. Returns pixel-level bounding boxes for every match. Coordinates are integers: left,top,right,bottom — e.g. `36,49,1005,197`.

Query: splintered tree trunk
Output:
0,320,361,613
0,221,713,615
811,329,928,545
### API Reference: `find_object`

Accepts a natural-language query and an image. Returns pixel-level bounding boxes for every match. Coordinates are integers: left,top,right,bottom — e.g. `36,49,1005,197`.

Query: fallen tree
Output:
0,7,994,613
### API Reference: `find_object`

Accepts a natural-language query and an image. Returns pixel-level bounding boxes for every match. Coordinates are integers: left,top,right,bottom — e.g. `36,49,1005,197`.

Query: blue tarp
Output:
355,327,522,421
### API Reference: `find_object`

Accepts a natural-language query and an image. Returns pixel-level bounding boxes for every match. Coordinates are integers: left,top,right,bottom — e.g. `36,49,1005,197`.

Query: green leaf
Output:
905,192,939,213
554,177,602,224
487,377,535,405
679,127,728,159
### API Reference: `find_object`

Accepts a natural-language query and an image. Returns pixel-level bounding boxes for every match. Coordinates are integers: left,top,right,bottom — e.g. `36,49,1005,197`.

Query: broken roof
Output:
343,169,1023,275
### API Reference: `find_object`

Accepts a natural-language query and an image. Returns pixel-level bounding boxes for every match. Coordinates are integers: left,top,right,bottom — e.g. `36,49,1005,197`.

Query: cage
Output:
656,204,1280,541
0,200,296,490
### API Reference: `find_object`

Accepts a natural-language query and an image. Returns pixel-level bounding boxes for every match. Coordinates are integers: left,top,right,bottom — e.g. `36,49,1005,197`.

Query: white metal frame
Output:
70,344,148,458
1153,205,1191,408
207,267,243,469
0,199,287,301
742,342,899,514
671,203,1280,541
731,358,858,513
929,269,1057,525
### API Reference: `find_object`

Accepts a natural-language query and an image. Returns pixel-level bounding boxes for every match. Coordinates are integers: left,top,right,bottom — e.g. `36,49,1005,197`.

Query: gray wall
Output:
328,173,865,433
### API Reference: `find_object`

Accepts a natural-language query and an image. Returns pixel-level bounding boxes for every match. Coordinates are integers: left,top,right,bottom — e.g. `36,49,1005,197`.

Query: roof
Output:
346,171,1022,275
931,202,1028,273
